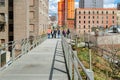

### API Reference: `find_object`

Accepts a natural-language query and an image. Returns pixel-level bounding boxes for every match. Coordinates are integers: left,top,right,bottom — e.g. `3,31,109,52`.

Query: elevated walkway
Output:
0,39,69,80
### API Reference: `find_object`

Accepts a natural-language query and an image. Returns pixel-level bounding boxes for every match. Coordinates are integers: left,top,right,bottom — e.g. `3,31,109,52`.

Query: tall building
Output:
75,8,117,35
0,0,49,43
58,0,65,27
58,0,75,29
79,0,103,8
0,0,8,44
117,3,120,10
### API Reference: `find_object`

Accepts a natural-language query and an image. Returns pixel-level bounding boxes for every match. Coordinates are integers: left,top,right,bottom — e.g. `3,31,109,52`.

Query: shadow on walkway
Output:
49,40,69,80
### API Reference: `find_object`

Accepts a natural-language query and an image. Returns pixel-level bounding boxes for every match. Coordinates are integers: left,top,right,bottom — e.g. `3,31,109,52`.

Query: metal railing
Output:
62,37,94,80
0,35,47,71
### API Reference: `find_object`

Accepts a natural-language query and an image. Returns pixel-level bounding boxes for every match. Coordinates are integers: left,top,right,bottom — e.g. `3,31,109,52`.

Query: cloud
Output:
75,2,79,8
104,0,116,8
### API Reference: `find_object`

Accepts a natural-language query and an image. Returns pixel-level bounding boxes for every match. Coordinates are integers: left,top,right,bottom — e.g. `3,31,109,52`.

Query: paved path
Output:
0,39,69,80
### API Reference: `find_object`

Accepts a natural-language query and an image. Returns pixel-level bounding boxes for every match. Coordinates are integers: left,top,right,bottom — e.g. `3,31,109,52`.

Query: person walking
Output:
51,29,54,38
57,29,60,38
53,28,57,38
47,27,51,38
62,30,66,37
66,29,70,38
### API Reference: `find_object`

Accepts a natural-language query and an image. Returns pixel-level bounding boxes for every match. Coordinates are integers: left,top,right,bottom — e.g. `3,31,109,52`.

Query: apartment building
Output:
0,0,49,43
75,8,117,35
0,0,8,44
79,0,103,8
117,3,120,25
29,0,49,37
58,0,75,29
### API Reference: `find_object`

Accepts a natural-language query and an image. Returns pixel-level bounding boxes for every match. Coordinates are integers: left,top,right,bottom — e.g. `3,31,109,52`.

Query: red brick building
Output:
75,8,117,35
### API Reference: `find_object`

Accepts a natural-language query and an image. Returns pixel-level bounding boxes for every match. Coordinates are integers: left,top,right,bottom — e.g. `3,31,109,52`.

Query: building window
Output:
9,11,13,19
93,21,94,23
0,24,5,32
88,25,90,28
102,21,103,24
84,11,86,14
97,11,99,14
106,11,108,14
79,16,81,19
79,21,81,23
93,16,94,19
88,16,90,19
30,24,34,32
97,21,99,23
0,39,5,44
84,21,85,23
106,21,108,24
84,25,85,29
88,21,90,24
79,11,81,14
79,25,81,29
88,11,90,14
84,16,85,19
0,0,5,6
106,25,108,28
102,11,103,14
112,16,114,19
106,16,108,19
113,11,114,14
79,30,80,33
93,11,94,14
113,21,114,24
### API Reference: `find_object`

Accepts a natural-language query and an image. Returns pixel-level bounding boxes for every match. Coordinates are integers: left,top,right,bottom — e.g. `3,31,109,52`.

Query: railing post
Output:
86,69,94,80
69,46,72,80
12,41,15,61
0,49,1,67
74,51,78,80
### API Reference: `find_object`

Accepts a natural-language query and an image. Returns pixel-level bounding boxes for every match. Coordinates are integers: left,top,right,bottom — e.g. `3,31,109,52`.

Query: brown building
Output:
75,8,117,35
0,0,49,43
0,0,8,44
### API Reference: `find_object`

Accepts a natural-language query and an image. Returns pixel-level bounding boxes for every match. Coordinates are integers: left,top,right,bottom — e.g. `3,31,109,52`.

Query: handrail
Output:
0,35,47,71
62,37,94,80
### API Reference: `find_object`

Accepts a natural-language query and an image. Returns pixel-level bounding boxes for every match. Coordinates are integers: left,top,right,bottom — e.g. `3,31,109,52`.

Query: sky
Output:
49,0,120,16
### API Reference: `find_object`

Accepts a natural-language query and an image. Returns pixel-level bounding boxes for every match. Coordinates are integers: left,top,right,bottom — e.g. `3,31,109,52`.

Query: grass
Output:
77,47,120,80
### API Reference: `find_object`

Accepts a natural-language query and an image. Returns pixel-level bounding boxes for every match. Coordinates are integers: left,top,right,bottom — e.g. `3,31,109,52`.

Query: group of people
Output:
47,28,60,38
47,27,70,39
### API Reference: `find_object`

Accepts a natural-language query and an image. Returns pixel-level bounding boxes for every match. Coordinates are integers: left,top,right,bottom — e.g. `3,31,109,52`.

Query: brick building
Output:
0,0,8,44
75,8,117,35
0,0,49,43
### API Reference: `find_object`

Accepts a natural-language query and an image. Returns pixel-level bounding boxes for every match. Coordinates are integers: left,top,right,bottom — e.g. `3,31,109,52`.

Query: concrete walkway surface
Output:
0,39,69,80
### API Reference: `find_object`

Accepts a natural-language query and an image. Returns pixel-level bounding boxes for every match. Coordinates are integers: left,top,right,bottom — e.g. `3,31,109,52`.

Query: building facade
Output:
58,0,75,29
0,0,49,43
0,0,8,44
58,0,65,27
75,8,117,35
79,0,103,8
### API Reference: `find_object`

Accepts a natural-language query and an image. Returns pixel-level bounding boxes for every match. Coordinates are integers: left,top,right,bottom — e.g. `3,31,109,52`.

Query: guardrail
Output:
62,37,94,80
0,35,47,71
